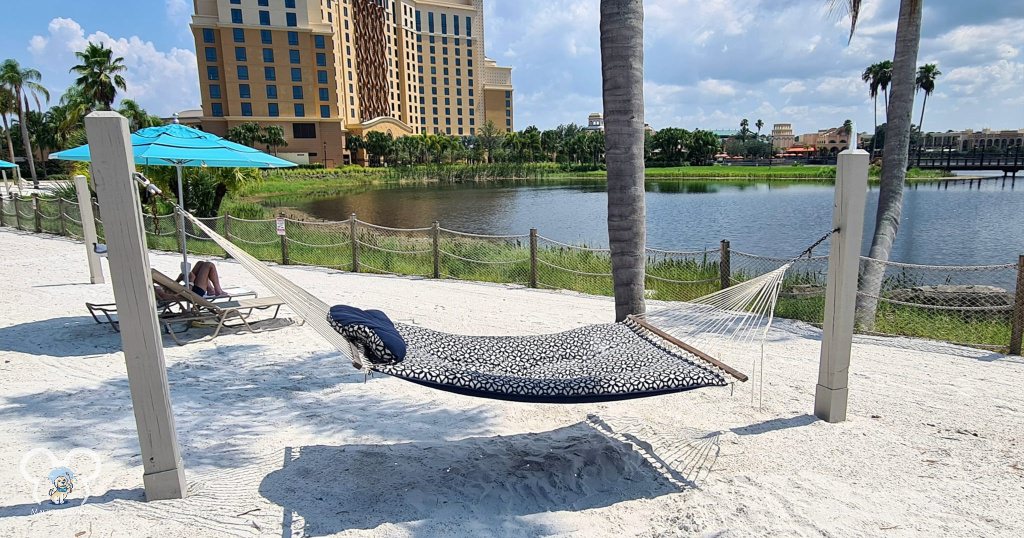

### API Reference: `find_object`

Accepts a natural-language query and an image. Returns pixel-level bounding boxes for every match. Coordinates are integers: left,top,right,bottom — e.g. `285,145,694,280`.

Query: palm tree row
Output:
0,42,143,184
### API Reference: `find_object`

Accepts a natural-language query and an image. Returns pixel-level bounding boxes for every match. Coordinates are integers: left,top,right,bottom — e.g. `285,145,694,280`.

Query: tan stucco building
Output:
191,0,514,166
919,128,1024,151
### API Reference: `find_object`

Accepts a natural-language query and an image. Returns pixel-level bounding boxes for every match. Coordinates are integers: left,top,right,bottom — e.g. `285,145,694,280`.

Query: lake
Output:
281,172,1024,267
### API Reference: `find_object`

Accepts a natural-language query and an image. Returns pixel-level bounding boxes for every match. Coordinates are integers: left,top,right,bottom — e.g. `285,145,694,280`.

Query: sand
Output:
1,229,1022,537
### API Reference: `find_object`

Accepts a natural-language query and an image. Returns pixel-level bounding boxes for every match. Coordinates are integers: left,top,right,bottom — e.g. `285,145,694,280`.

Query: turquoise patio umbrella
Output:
0,159,16,168
51,116,296,278
1,159,17,194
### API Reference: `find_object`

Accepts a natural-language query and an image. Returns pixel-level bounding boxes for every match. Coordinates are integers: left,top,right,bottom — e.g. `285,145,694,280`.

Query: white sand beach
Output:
1,229,1022,537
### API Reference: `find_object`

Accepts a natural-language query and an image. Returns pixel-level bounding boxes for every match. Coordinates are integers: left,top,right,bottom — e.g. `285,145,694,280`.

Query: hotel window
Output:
315,35,325,49
415,10,421,31
259,11,271,26
466,16,472,36
202,29,215,44
263,48,274,62
209,84,221,99
237,66,249,80
320,105,330,118
453,15,459,36
261,30,273,44
317,70,328,84
258,0,268,5
293,123,316,138
229,0,239,3
235,47,247,61
207,66,219,80
233,28,245,43
428,12,434,33
292,86,303,99
231,9,242,24
239,84,251,98
264,66,276,80
294,104,305,117
506,91,512,98
285,0,296,8
288,32,299,46
211,103,223,116
205,47,217,62
291,68,302,82
268,102,279,117
441,14,447,34
241,102,252,116
319,88,329,101
289,50,301,64
266,85,278,99
286,13,297,27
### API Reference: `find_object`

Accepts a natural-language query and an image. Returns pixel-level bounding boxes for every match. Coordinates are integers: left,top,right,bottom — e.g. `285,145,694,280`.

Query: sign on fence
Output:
276,217,286,236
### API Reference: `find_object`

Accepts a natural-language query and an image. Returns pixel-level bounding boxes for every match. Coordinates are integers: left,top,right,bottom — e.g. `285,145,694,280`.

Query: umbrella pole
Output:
176,164,190,281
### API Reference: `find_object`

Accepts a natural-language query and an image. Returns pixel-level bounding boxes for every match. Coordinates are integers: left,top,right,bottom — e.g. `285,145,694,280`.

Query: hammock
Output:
178,210,789,403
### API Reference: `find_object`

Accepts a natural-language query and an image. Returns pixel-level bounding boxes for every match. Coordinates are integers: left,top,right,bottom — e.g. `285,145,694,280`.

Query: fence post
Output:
432,221,441,279
13,195,21,230
719,240,731,290
57,198,67,236
172,210,183,253
1010,255,1024,356
32,193,42,233
74,175,105,284
529,228,538,288
350,213,360,273
223,213,232,240
0,195,6,227
279,214,290,265
815,149,869,423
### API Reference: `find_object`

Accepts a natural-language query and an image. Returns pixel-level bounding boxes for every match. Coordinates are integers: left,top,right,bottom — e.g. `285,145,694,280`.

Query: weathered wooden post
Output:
278,214,290,265
32,193,42,233
74,175,105,284
85,111,186,500
350,213,360,273
432,221,441,279
529,228,538,289
223,212,232,240
1010,255,1024,356
58,197,67,236
13,194,22,230
719,240,732,290
814,148,869,423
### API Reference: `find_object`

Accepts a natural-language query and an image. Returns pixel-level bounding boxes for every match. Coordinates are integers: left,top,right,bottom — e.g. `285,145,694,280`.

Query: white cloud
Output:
27,17,198,117
697,79,737,97
780,81,807,94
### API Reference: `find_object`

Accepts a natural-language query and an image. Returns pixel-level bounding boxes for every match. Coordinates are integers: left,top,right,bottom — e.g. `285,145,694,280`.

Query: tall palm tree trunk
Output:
917,92,928,145
601,0,646,322
855,0,923,330
17,92,38,186
870,95,878,157
1,114,15,164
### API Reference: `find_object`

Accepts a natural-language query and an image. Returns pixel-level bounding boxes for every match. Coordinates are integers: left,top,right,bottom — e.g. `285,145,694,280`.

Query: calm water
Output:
283,172,1024,266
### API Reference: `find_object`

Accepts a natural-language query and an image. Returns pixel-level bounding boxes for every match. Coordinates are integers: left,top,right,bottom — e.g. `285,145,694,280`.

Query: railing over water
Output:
2,193,1022,353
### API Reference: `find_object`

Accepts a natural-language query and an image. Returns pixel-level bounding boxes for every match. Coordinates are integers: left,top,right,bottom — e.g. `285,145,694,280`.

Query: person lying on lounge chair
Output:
154,261,228,300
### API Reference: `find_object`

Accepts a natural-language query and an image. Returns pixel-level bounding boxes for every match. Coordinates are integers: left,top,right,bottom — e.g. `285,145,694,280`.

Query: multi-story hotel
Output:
190,0,514,165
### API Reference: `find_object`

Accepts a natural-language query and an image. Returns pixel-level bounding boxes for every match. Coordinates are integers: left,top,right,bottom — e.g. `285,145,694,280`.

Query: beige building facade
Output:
919,128,1024,151
191,0,513,166
770,123,794,150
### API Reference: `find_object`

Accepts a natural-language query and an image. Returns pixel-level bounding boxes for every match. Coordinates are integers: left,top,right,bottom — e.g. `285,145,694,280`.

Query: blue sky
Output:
3,0,1022,135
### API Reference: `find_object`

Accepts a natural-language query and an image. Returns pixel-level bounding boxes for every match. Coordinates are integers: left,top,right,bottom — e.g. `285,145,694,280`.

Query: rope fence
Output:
2,193,1021,353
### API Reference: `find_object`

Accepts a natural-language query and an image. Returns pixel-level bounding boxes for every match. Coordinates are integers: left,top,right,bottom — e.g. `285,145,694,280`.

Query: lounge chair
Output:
149,269,287,344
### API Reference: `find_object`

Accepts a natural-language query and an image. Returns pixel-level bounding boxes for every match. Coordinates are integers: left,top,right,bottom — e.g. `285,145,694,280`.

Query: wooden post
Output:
85,111,186,500
350,213,360,273
1010,255,1024,356
223,213,232,240
32,193,42,233
58,197,67,236
432,221,441,279
719,240,731,290
13,194,21,230
279,214,290,265
529,228,538,289
814,149,869,423
74,175,105,284
0,195,5,227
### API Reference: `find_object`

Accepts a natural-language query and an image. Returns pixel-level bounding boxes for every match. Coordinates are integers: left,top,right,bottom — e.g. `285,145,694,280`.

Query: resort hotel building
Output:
190,0,514,165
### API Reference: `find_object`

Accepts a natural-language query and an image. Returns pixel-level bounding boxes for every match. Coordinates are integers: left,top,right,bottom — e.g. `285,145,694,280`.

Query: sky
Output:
2,0,1022,136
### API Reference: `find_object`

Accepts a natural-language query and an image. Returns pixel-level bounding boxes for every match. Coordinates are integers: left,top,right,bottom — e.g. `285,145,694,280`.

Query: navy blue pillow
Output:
328,305,407,364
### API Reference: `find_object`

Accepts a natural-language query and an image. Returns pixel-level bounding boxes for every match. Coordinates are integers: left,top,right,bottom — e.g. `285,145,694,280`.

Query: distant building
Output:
710,129,740,141
583,113,654,135
190,0,513,166
164,109,204,127
794,125,863,155
771,123,794,150
919,128,1024,151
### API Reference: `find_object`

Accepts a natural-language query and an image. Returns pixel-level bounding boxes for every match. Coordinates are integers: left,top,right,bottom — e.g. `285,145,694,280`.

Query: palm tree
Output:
0,86,17,163
601,0,646,322
262,125,287,155
839,0,925,330
862,62,884,157
0,59,49,185
877,60,893,111
739,118,750,140
117,99,152,131
226,122,263,148
914,63,941,140
70,42,127,111
755,119,764,139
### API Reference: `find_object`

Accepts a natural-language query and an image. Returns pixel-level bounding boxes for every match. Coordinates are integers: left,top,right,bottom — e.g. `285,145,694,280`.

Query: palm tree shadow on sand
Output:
256,416,720,536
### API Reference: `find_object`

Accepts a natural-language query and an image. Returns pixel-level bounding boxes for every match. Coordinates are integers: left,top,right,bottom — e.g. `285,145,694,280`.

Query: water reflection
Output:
280,176,1023,267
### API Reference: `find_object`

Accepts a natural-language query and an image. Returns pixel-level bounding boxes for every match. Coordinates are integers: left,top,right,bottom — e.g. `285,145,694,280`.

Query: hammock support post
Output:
74,174,105,284
814,148,868,423
85,111,186,500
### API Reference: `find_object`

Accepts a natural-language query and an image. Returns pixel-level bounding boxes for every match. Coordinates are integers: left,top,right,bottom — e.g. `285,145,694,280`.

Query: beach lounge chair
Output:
149,269,287,344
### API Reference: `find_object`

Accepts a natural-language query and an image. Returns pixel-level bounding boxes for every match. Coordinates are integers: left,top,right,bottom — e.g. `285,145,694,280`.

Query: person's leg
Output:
205,263,226,296
191,262,213,295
